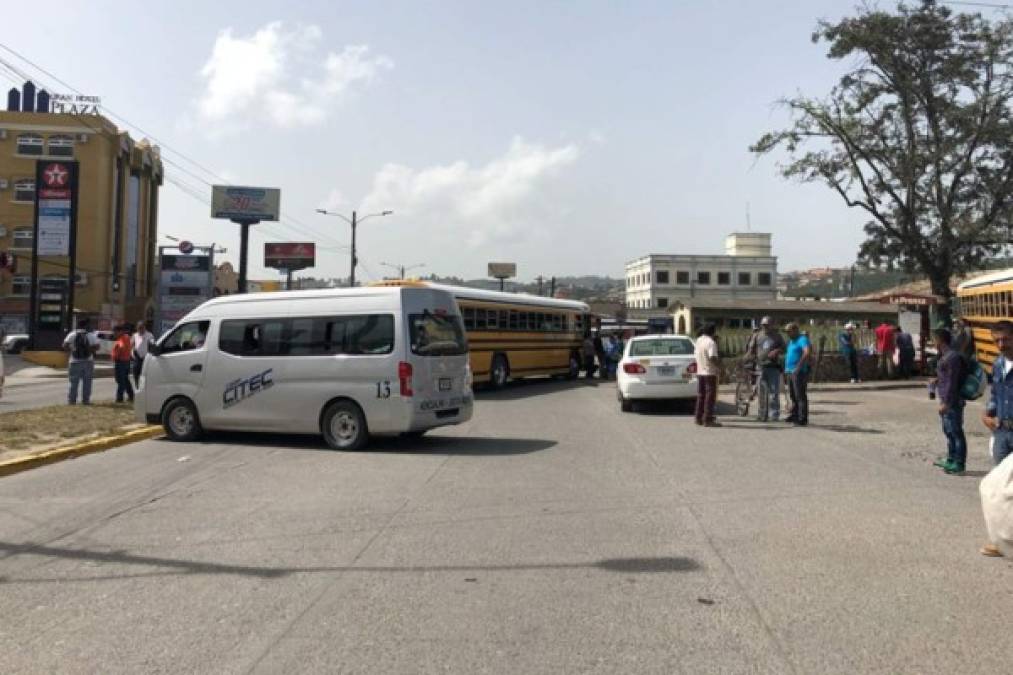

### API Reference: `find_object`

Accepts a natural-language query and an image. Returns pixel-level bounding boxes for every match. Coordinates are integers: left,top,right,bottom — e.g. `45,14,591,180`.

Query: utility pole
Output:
549,276,556,297
316,208,393,288
536,275,544,296
381,262,426,280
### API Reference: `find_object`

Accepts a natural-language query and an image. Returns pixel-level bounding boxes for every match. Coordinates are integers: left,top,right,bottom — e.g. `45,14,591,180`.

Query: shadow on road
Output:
476,376,602,401
811,382,925,393
0,541,700,584
193,431,556,456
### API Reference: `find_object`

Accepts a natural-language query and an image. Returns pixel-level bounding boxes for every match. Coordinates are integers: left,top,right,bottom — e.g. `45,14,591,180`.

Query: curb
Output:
0,425,163,478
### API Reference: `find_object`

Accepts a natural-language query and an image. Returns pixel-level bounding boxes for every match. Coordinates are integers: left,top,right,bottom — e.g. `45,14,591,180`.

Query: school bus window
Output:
462,307,475,330
487,310,499,329
499,310,508,328
508,310,518,330
476,309,487,330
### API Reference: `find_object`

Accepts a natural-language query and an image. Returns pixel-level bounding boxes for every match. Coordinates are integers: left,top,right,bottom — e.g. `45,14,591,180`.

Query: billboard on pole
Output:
488,262,517,278
265,242,315,270
156,252,214,337
211,186,280,221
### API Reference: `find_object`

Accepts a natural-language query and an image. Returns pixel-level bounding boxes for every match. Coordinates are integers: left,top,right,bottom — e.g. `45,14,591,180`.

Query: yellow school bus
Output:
373,280,591,387
957,268,1013,373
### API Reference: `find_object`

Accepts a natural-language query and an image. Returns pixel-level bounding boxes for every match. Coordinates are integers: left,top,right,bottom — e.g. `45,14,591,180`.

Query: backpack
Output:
960,357,987,401
72,331,91,360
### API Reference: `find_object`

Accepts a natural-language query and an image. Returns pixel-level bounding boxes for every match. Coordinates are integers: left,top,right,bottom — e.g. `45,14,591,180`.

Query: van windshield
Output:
409,313,467,356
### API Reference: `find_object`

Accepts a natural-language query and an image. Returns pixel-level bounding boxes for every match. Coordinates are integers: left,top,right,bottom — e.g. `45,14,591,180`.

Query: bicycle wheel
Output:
735,379,751,416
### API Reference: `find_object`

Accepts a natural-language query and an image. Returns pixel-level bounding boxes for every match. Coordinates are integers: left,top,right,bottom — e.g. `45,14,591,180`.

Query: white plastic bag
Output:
979,452,1013,556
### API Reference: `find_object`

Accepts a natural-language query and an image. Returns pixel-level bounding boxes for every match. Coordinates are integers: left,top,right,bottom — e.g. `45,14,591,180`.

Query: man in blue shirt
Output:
838,322,860,383
784,322,812,426
983,320,1013,465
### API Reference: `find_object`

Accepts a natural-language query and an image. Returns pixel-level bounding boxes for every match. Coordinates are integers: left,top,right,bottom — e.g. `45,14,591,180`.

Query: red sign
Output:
265,242,315,270
39,162,72,199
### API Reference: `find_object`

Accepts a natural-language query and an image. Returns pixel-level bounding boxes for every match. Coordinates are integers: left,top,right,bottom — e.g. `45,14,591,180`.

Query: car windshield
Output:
409,312,467,356
629,338,694,357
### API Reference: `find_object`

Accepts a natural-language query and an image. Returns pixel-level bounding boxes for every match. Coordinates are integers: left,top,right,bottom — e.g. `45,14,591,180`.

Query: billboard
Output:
211,185,280,221
35,161,77,256
156,252,214,337
488,262,517,278
265,242,315,270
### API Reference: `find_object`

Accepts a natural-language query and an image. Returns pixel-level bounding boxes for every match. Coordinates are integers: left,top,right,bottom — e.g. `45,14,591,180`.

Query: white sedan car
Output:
617,334,698,412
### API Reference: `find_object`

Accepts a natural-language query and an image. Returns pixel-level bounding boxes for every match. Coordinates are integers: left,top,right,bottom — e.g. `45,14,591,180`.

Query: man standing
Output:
582,335,596,380
110,324,134,404
756,317,785,422
131,321,155,387
839,322,860,383
931,329,967,475
980,320,1013,557
62,318,99,405
875,321,896,379
783,323,812,426
895,326,916,378
693,323,721,427
593,331,606,380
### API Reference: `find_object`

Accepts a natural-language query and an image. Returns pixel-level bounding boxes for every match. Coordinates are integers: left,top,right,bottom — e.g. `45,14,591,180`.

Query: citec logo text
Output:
222,368,274,409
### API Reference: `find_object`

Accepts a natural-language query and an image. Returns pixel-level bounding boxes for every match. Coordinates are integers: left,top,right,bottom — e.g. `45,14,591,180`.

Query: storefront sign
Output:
35,162,75,256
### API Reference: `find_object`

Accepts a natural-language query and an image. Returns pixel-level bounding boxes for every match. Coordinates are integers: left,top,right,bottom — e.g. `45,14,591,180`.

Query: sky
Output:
2,0,1004,283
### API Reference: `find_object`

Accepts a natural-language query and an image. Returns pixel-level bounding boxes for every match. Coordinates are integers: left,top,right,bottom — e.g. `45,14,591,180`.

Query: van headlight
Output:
465,364,473,391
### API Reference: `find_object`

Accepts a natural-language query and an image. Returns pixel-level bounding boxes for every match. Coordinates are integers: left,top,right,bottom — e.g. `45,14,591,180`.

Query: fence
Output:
717,327,878,358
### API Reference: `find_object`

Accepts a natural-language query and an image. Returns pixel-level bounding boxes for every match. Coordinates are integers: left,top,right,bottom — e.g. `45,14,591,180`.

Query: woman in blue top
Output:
784,323,812,426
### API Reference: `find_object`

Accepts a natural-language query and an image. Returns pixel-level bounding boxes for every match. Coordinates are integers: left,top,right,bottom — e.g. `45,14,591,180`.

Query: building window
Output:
676,271,690,284
657,297,668,308
697,271,711,285
717,272,731,286
11,275,30,296
12,227,32,249
758,272,773,286
656,270,669,285
47,135,75,157
16,133,43,155
738,272,751,286
13,179,34,202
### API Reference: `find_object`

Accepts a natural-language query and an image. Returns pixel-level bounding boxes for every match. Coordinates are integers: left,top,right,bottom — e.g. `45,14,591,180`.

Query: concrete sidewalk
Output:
3,355,114,387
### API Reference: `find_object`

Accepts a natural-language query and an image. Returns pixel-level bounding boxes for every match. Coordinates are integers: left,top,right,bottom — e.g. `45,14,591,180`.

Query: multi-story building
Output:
624,233,778,311
0,81,163,335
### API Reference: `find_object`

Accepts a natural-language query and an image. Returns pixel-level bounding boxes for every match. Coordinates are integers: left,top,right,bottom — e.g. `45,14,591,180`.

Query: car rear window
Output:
629,338,694,357
409,312,467,356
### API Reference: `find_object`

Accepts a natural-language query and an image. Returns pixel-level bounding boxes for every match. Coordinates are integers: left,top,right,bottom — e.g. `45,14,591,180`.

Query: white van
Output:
135,285,473,450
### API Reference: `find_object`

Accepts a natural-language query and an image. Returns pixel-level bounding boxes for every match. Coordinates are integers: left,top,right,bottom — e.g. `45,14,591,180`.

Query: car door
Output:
145,320,210,414
197,316,288,431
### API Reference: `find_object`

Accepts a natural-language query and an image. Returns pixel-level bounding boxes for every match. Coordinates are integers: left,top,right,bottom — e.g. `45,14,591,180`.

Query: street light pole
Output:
316,208,392,287
381,261,426,279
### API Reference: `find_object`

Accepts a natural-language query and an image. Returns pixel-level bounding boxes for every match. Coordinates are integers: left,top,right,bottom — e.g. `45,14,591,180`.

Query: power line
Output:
0,46,346,250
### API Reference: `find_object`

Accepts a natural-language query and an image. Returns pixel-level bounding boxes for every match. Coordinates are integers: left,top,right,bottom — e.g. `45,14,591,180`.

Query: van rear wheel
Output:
162,398,202,441
322,400,368,451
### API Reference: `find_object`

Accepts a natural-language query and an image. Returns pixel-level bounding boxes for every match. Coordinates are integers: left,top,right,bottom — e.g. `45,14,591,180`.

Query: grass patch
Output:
0,402,139,456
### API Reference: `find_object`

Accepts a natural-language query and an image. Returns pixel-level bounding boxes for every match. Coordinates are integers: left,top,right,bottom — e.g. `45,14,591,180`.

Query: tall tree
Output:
751,0,1013,320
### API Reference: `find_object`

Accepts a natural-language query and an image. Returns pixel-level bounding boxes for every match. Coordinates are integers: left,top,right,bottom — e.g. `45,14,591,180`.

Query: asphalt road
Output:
0,378,1009,674
2,355,118,413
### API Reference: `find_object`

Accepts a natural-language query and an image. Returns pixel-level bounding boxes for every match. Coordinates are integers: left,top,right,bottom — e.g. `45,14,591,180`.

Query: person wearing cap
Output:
838,322,860,383
756,316,786,422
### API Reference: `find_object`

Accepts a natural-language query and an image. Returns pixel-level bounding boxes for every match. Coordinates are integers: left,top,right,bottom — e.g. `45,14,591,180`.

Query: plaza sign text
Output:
50,94,101,115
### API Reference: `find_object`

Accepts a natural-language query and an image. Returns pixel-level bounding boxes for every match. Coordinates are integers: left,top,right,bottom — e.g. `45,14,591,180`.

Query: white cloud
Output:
360,137,580,248
195,22,392,130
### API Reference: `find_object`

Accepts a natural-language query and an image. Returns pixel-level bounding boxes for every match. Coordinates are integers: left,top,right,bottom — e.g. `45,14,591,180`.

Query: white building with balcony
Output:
625,233,778,311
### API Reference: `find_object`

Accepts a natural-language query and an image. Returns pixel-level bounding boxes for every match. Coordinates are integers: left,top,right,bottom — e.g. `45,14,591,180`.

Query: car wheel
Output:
322,400,369,451
490,355,509,390
162,397,202,442
618,389,633,413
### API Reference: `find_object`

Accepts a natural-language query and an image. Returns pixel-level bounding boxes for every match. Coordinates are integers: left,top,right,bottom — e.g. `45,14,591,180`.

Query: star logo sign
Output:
43,163,69,187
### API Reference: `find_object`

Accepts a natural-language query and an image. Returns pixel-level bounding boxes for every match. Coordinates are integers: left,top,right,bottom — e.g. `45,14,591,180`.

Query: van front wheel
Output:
322,400,368,451
162,398,202,441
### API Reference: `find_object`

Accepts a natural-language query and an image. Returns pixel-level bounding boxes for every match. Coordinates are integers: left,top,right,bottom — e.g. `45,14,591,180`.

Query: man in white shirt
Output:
693,323,722,427
131,321,155,387
62,318,100,405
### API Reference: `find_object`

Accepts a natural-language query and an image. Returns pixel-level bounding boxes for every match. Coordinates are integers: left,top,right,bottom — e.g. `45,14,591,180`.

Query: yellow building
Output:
0,81,163,335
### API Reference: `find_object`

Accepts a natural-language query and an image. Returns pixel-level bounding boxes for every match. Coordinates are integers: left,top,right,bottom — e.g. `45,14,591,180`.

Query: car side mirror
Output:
148,343,162,357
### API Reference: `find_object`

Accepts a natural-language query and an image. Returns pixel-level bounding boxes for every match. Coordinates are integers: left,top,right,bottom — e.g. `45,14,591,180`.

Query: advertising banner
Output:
488,262,517,278
211,186,280,221
156,249,214,338
265,242,315,270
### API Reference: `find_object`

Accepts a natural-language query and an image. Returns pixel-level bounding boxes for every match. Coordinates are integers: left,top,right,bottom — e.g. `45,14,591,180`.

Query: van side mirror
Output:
148,343,162,357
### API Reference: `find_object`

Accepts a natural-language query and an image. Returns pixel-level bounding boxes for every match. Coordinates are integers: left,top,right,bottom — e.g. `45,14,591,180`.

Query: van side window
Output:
220,315,394,357
160,321,210,354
